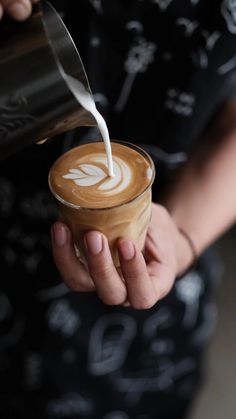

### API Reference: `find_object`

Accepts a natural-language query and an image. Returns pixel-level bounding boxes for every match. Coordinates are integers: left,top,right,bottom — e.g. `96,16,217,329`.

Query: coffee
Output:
49,141,155,266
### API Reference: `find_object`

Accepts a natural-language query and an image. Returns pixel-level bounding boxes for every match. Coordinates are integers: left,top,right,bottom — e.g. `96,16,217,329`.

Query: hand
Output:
0,0,39,21
51,203,194,309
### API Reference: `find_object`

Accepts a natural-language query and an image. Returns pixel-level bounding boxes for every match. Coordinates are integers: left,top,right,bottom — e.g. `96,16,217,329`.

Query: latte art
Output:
48,141,155,266
49,142,154,209
63,163,107,187
63,155,132,196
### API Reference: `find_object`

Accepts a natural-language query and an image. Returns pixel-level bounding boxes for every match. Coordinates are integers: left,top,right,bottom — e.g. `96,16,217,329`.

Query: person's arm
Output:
162,101,236,257
51,102,236,309
0,0,39,21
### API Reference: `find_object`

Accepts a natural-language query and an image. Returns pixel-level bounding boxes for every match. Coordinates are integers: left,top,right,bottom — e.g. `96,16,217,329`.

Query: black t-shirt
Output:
64,0,236,188
0,1,233,418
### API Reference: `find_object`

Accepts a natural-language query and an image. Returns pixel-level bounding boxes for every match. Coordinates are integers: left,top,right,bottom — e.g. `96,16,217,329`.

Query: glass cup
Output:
48,141,155,267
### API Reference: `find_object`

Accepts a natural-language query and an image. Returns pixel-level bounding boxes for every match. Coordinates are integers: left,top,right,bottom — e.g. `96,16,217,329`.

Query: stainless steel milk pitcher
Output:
0,0,96,160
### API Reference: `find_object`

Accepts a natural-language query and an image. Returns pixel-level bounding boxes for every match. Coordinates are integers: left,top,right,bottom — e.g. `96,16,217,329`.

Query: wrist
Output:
176,228,197,276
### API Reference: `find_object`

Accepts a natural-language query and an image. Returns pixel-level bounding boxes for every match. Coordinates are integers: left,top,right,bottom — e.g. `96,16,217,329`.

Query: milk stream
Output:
65,75,114,177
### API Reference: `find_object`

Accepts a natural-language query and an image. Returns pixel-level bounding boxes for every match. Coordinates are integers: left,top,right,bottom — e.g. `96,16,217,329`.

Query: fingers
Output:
51,225,173,309
0,0,38,21
144,230,177,300
51,222,95,292
51,224,128,306
118,240,157,309
84,231,127,305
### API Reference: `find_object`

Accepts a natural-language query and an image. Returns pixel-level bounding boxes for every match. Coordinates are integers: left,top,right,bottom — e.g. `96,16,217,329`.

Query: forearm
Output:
162,102,236,257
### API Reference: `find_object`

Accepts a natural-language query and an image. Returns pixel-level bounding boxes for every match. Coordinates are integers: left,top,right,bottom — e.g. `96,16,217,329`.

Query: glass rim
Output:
48,140,156,211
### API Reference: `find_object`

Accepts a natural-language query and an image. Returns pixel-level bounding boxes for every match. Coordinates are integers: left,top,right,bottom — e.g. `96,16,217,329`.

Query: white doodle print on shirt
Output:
111,304,196,404
93,92,109,108
151,338,175,356
36,283,70,302
46,392,95,417
122,357,175,404
218,53,236,74
47,299,81,338
4,223,49,273
90,36,101,47
199,30,221,51
176,18,199,36
176,19,221,69
116,360,173,404
176,271,204,328
89,0,103,15
191,30,221,68
222,0,236,34
143,307,176,337
152,0,173,11
115,22,156,112
165,89,195,116
191,302,217,347
22,252,42,273
6,225,37,250
20,190,57,220
126,20,143,34
115,357,196,400
23,352,42,390
88,314,137,376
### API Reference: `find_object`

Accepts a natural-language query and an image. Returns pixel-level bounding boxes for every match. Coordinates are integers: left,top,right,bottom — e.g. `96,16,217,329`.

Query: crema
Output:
49,142,153,209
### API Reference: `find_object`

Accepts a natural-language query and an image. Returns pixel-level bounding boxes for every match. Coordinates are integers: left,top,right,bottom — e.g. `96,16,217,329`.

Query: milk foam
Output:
65,75,114,177
63,155,131,196
49,142,154,209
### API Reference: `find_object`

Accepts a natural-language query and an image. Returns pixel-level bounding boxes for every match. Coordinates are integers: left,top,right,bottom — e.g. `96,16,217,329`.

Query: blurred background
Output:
190,226,236,419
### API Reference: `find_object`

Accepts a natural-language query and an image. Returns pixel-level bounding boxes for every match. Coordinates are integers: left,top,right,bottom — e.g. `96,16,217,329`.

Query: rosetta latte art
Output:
49,142,154,208
63,156,131,196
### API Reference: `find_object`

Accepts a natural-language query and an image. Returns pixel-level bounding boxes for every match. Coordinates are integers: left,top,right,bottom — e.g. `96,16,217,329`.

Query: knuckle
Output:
123,263,144,281
89,262,114,281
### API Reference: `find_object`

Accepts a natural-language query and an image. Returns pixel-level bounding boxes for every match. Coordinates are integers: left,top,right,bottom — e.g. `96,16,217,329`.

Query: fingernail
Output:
51,224,67,247
9,3,31,21
119,240,135,261
85,232,103,255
